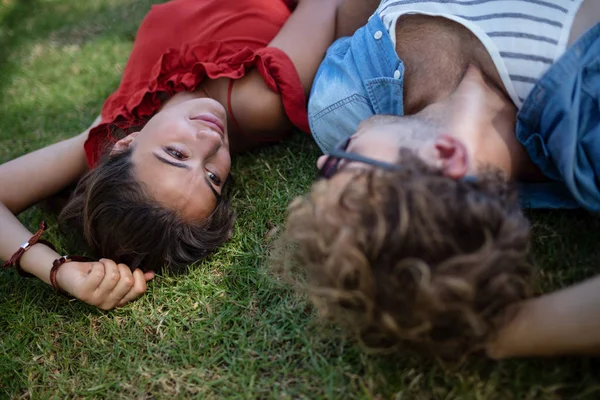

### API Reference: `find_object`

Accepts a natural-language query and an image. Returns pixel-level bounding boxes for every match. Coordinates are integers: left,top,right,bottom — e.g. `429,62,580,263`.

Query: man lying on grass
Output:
277,0,600,359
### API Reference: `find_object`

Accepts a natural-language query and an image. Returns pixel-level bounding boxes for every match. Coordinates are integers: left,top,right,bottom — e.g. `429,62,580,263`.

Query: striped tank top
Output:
376,0,584,108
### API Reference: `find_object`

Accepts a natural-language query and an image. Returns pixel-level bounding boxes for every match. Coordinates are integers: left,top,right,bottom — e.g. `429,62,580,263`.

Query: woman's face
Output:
115,98,231,221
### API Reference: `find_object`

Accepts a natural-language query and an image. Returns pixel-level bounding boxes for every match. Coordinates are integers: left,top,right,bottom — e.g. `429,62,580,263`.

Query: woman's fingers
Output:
56,258,152,310
94,258,122,295
108,263,136,303
144,270,156,282
116,268,149,307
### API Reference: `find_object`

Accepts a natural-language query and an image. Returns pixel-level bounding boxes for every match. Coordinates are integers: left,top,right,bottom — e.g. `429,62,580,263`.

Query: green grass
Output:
0,0,599,398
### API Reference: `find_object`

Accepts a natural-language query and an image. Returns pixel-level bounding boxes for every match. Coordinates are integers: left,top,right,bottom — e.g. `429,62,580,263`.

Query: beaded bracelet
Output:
50,255,92,294
2,221,91,293
2,221,55,276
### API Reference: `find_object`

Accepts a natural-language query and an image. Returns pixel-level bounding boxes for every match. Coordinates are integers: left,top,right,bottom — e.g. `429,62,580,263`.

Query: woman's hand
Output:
55,258,155,310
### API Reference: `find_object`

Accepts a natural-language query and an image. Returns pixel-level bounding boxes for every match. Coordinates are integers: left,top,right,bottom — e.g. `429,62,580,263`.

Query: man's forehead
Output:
361,114,404,127
357,115,432,144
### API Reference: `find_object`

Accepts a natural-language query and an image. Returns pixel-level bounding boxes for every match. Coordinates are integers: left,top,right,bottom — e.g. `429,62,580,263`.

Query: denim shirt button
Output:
393,70,401,79
374,30,383,40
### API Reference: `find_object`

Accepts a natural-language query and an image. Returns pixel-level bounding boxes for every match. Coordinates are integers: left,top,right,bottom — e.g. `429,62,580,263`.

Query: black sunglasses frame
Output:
318,137,403,178
317,136,479,183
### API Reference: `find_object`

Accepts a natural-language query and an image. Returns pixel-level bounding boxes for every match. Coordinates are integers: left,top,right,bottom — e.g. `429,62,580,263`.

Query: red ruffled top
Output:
84,0,307,168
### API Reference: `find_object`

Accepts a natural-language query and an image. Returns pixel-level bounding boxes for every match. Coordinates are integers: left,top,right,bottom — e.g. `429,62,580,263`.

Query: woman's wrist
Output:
19,243,61,285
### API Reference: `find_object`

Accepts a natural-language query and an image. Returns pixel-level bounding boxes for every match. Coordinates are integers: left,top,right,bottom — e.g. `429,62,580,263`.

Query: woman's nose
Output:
195,128,223,155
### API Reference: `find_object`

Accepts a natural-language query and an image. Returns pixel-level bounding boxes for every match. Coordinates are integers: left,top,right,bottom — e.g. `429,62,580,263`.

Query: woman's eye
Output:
207,171,222,185
165,147,185,160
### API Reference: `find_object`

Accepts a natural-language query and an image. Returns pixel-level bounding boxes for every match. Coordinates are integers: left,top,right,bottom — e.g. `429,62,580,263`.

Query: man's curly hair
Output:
275,152,533,358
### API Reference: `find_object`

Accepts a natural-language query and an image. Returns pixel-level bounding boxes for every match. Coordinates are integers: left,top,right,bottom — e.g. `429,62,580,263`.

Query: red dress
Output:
84,0,307,168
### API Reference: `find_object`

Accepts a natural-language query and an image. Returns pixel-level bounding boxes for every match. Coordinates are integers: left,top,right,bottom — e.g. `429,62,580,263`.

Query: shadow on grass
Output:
527,209,600,292
366,351,600,398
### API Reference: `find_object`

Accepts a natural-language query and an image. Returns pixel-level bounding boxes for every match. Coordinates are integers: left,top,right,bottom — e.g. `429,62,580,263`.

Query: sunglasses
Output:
318,137,402,179
318,136,479,183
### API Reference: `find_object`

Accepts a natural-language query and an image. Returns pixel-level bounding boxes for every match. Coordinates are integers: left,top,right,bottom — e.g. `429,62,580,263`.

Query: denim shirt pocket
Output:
365,76,405,116
516,84,561,181
519,131,558,177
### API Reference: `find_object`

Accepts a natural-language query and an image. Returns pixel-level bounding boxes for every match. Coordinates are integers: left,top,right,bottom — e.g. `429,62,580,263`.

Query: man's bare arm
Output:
487,275,600,359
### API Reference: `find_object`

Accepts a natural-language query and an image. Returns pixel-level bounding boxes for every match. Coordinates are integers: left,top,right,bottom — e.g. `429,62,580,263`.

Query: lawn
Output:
0,0,599,398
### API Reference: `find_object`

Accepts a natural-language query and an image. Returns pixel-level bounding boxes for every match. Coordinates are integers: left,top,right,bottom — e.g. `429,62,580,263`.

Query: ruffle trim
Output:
85,41,308,168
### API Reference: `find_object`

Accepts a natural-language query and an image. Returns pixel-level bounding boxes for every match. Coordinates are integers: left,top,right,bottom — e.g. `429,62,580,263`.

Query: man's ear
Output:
433,134,469,179
110,132,139,155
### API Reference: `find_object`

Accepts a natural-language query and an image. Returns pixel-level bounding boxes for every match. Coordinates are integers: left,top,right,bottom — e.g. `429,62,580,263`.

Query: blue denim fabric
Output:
309,13,600,211
308,14,404,153
516,23,600,211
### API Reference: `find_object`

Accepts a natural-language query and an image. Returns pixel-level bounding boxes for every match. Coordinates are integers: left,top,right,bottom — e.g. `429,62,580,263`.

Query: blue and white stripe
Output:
376,0,584,107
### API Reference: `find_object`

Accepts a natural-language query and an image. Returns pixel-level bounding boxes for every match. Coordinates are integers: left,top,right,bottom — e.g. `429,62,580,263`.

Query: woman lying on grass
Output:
0,0,346,310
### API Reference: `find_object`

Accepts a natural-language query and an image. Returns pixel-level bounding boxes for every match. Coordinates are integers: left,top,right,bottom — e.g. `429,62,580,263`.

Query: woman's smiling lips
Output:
190,113,225,136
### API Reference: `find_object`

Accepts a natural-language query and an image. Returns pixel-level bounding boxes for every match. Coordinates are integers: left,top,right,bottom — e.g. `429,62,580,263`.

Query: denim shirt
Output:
308,14,405,153
516,23,600,211
308,14,600,211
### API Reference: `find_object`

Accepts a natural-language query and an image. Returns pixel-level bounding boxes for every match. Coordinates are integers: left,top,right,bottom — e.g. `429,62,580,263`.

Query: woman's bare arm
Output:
230,0,344,137
0,119,96,268
267,0,343,95
487,275,600,359
1,116,154,310
265,0,381,91
232,0,382,138
335,0,381,39
0,116,99,214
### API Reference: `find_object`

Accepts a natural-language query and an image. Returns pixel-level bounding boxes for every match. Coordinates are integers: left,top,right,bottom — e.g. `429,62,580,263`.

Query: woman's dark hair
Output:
59,147,235,272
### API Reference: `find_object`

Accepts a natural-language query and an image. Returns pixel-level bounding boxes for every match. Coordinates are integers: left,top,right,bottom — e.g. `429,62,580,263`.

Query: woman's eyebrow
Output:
153,153,189,170
153,152,221,200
